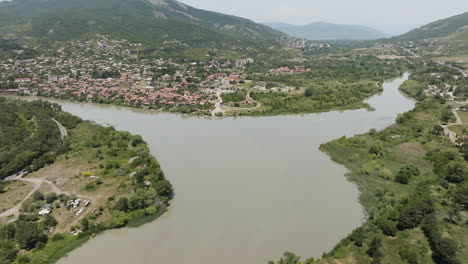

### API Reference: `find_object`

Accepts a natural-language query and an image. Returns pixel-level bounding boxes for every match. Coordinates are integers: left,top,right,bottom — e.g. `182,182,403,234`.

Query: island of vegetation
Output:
0,97,173,264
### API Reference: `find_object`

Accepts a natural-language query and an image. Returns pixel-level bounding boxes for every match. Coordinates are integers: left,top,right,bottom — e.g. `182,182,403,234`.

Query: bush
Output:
445,162,465,183
0,239,18,264
399,247,418,264
45,192,58,203
14,222,47,250
422,215,459,264
32,191,44,201
397,199,434,230
51,233,65,241
367,237,383,260
381,221,397,236
116,197,129,212
395,165,420,184
455,185,468,210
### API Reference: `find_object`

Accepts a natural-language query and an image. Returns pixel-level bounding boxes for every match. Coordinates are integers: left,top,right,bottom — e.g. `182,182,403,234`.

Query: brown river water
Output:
23,73,413,264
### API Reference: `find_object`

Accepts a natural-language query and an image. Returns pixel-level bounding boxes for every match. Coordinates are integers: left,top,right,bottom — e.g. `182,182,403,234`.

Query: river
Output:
38,73,414,264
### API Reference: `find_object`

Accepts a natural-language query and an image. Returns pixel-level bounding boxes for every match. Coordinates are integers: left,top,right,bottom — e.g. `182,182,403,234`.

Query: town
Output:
0,36,310,115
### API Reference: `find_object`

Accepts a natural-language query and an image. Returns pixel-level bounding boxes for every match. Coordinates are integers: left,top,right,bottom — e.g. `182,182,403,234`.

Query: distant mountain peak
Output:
263,21,389,40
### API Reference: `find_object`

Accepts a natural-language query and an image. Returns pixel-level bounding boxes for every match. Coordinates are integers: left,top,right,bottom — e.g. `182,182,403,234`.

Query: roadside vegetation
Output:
0,98,173,264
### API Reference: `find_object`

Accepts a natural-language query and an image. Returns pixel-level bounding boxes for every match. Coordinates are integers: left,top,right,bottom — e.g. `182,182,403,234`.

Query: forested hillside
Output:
0,98,76,179
395,11,468,41
0,0,284,52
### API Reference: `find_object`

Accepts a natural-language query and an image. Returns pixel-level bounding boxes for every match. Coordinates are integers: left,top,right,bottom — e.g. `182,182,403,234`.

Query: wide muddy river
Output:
42,73,413,264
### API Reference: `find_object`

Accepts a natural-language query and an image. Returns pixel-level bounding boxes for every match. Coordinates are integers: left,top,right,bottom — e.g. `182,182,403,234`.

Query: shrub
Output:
399,247,418,264
381,221,397,237
45,192,58,203
32,191,44,201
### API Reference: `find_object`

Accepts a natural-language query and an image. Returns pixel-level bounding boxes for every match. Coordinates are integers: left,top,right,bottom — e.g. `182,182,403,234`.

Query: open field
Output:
0,181,33,214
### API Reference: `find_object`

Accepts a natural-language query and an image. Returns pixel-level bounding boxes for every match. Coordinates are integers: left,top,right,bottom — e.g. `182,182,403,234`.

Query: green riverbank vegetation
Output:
269,64,468,264
0,98,173,264
236,56,409,116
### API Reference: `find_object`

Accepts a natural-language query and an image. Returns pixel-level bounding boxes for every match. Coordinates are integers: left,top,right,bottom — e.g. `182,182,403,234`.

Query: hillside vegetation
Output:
269,64,468,264
0,98,70,179
0,0,284,52
0,98,173,264
395,11,468,41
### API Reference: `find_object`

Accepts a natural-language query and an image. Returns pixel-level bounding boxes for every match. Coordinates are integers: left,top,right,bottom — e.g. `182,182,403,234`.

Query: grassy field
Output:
457,110,468,125
0,181,33,213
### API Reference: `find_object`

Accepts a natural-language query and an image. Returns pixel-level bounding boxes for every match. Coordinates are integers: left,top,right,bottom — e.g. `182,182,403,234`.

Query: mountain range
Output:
0,0,285,50
262,22,390,40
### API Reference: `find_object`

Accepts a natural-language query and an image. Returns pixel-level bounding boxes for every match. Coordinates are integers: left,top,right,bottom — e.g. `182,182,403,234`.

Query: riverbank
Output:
0,98,173,264
314,72,468,263
20,72,413,264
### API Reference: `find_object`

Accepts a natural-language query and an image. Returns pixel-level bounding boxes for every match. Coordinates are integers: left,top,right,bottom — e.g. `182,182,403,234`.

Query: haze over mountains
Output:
263,22,390,40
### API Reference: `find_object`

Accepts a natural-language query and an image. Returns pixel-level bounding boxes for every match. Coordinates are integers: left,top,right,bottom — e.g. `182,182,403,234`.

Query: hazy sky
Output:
182,0,468,35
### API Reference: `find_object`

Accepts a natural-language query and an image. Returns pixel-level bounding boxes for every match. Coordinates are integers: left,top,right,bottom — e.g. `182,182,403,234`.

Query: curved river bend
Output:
46,73,413,264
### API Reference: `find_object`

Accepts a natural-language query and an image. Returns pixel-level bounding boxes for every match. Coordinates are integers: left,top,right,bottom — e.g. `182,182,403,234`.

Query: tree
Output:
45,192,58,203
32,191,44,201
15,222,47,250
81,218,89,231
369,144,384,158
397,199,434,230
395,165,420,184
349,227,365,247
154,179,173,198
116,197,129,212
399,247,418,264
441,109,454,124
455,185,468,210
445,162,465,183
304,88,313,97
433,238,458,264
381,221,397,237
395,172,410,184
0,239,18,264
278,252,301,264
367,237,383,260
43,215,58,228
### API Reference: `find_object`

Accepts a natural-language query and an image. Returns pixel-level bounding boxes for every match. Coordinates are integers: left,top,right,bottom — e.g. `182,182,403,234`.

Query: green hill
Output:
0,0,284,49
396,11,468,41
